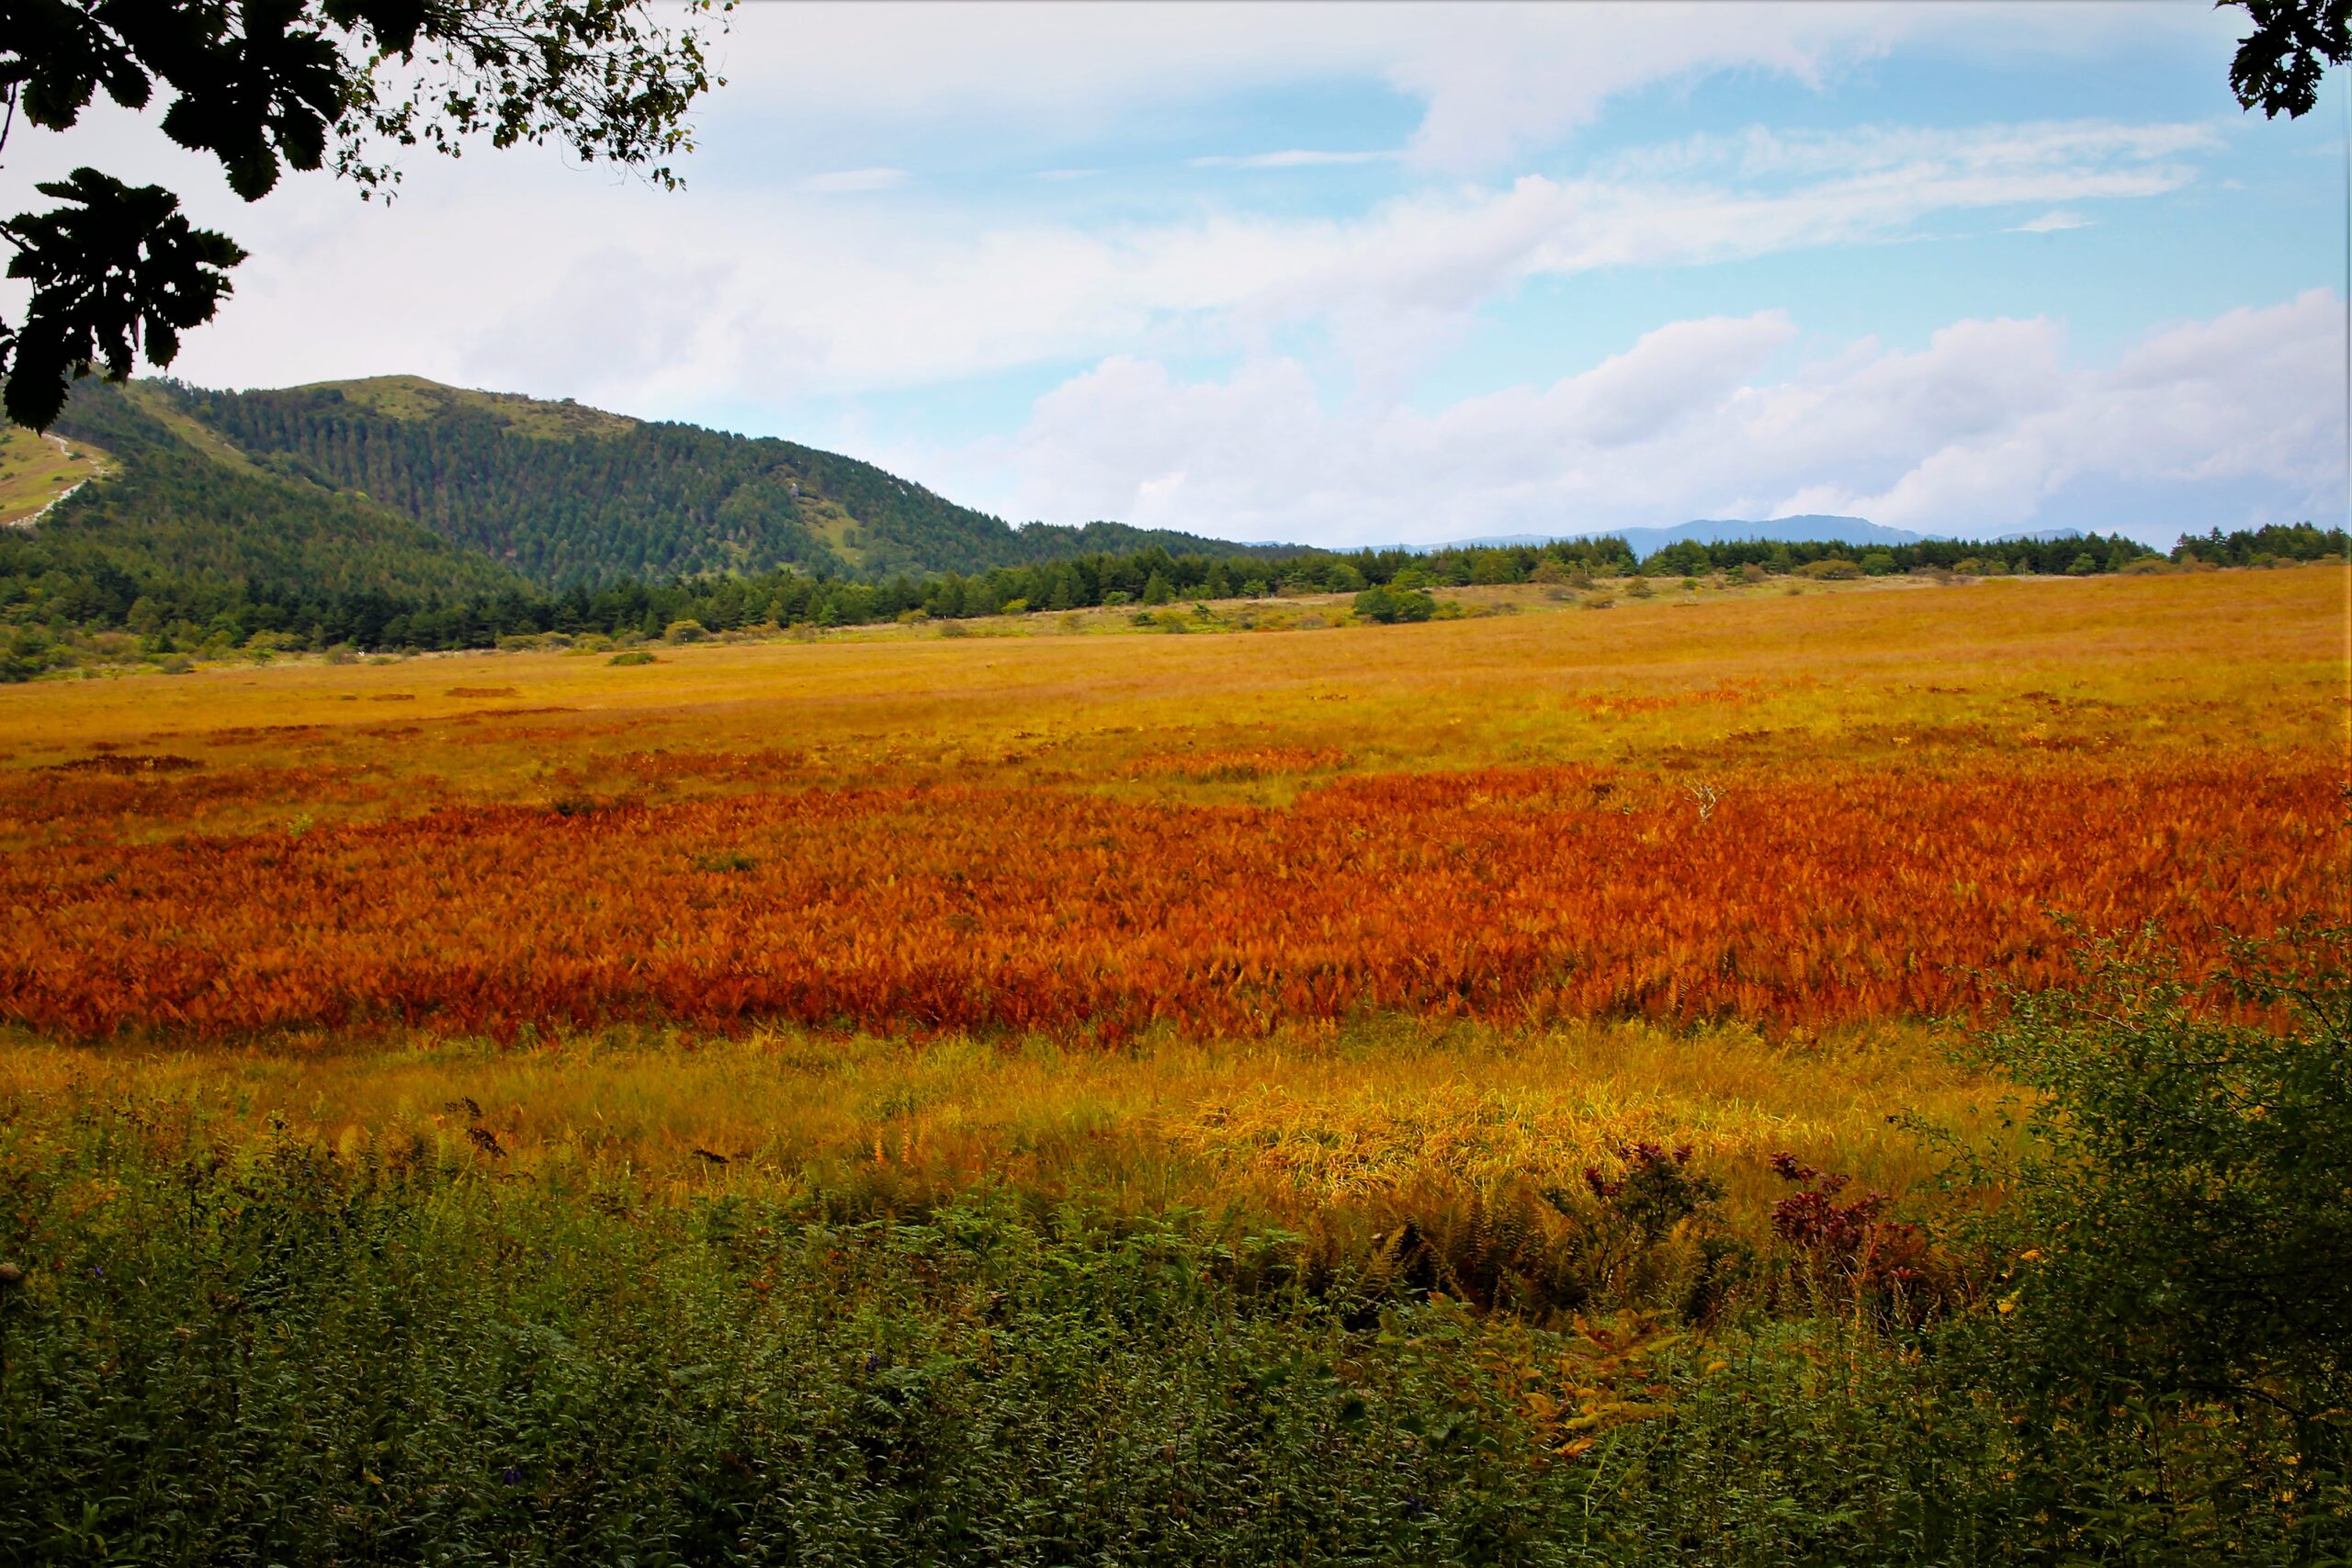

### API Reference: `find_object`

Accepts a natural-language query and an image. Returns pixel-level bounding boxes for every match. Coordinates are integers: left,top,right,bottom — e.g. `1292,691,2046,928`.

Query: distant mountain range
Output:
1426,516,2086,559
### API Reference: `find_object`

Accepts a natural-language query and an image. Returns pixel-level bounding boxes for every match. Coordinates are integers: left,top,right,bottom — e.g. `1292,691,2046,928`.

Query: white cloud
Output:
799,167,910,193
2010,209,2093,232
979,292,2346,546
1190,150,1402,169
1608,119,2221,182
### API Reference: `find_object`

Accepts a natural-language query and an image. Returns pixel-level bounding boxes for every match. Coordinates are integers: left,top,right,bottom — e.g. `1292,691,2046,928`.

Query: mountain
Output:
146,375,1283,587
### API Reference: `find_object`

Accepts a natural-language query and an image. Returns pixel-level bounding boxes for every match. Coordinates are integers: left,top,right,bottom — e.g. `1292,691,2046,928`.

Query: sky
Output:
6,1,2348,548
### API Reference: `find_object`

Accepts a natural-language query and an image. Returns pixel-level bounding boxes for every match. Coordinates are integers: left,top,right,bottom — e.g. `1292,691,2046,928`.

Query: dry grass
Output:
0,1016,1984,1243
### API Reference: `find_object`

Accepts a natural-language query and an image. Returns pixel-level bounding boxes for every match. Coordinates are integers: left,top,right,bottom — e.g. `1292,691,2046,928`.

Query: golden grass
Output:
1,568,2336,813
0,1016,1984,1238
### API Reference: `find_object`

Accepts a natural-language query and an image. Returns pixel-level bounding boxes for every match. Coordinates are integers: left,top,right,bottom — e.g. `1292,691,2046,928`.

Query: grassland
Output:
0,567,2343,1562
0,425,107,527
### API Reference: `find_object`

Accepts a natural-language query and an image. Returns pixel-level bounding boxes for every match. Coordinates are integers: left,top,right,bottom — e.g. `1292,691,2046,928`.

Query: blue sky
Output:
12,2,2346,547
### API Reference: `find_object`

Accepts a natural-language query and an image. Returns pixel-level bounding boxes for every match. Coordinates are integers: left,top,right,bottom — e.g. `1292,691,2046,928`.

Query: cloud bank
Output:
989,290,2346,547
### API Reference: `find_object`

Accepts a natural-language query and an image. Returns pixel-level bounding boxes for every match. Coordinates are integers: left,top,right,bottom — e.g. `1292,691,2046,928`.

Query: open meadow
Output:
1,567,2346,1563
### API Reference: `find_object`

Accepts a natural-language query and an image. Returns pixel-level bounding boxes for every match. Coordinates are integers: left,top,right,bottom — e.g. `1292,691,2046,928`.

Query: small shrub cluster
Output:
1352,584,1437,624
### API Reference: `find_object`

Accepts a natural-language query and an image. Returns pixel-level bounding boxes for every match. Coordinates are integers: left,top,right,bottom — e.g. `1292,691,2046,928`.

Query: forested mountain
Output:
167,376,1282,586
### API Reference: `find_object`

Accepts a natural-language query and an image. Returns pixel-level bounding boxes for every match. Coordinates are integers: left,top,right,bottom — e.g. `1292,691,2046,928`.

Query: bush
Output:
998,598,1029,616
1796,558,1863,581
664,619,708,644
608,650,659,667
1352,585,1436,624
1962,924,2351,1425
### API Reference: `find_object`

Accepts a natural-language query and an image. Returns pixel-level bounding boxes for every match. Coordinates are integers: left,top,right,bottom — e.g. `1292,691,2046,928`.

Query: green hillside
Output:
37,381,531,601
173,376,1282,586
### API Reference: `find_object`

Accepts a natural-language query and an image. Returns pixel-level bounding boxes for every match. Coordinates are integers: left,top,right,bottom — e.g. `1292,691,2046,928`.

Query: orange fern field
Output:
0,570,2343,1047
0,752,2337,1042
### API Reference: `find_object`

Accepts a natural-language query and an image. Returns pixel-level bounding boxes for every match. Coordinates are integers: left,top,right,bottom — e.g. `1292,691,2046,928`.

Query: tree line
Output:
7,523,2335,679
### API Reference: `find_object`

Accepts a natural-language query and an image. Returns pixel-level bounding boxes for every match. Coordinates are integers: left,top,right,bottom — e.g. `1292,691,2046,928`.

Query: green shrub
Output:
1352,585,1436,624
1962,924,2351,1423
608,649,658,667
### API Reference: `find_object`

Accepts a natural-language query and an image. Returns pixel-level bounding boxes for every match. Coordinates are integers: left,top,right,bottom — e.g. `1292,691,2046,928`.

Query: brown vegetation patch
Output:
45,753,204,775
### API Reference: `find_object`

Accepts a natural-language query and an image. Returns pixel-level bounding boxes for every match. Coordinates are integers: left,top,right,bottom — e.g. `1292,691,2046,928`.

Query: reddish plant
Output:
1768,1152,1933,1304
1583,1142,1721,1242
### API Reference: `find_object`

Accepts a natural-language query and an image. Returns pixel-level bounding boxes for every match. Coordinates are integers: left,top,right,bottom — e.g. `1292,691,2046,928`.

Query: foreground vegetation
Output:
0,570,2343,1561
3,931,2342,1563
